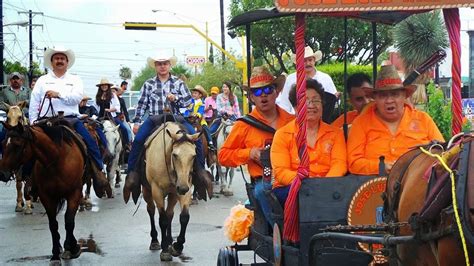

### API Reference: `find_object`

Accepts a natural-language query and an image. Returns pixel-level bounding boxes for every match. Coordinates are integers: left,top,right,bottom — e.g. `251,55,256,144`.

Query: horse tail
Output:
56,198,66,214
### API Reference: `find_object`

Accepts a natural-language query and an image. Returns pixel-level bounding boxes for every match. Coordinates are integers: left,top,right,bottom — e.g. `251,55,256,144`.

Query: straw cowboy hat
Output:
243,66,286,93
191,85,207,97
111,84,120,91
363,65,416,98
210,86,220,94
96,78,114,87
292,46,323,63
44,46,75,69
147,53,178,68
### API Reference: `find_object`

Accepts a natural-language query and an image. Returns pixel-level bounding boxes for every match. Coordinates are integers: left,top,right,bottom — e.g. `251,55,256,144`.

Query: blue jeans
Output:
127,115,205,173
209,119,221,135
0,124,6,154
114,117,132,143
254,179,274,226
95,127,108,151
72,119,103,169
273,186,290,207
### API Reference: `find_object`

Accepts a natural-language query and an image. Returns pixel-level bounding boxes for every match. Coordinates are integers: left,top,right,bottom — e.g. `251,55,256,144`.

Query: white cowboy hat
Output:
292,46,323,63
44,46,75,69
147,53,177,68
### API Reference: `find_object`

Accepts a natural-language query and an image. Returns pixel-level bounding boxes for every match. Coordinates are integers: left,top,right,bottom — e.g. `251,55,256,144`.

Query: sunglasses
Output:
251,86,275,97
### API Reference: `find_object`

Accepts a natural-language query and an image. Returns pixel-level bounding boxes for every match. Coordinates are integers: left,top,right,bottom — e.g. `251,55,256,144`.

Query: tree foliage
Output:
131,65,155,91
229,0,392,74
119,66,132,80
187,59,241,93
393,11,448,77
3,60,43,80
425,81,452,140
171,64,191,79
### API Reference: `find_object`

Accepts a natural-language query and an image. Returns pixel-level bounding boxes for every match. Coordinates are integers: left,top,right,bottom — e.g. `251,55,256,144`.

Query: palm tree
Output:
119,66,132,80
392,11,449,105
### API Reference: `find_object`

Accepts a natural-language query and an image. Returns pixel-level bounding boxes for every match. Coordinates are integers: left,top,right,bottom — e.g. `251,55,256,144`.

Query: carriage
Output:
217,2,474,265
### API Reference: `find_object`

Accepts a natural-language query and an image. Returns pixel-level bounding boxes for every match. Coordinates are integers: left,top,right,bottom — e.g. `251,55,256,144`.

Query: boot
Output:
91,163,112,198
123,171,141,204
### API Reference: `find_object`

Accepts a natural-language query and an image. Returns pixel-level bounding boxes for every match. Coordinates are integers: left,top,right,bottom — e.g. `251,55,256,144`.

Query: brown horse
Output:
0,111,108,264
141,122,200,261
384,138,474,266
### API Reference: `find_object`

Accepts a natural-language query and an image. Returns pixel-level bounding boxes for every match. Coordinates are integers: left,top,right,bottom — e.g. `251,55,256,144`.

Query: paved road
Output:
0,169,257,265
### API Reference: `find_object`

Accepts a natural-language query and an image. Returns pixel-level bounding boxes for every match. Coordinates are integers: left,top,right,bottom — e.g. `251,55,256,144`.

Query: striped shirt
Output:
132,75,192,123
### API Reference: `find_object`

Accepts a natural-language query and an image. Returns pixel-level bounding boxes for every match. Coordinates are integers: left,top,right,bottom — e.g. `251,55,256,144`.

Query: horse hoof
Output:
61,246,81,260
15,205,23,212
49,259,61,266
24,207,33,215
190,199,198,205
79,205,85,212
160,251,173,261
223,190,234,197
170,243,183,257
149,242,161,250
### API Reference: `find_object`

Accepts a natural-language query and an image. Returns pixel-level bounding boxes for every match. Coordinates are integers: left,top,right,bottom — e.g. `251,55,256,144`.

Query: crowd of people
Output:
0,45,444,221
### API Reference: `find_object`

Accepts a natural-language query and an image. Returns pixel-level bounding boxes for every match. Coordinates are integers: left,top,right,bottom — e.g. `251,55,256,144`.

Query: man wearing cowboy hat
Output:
277,46,338,115
29,46,111,197
219,66,294,226
124,53,213,204
347,65,444,175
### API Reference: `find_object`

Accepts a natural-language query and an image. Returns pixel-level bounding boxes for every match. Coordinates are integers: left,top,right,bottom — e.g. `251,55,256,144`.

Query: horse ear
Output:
17,101,27,110
188,132,201,142
0,102,10,112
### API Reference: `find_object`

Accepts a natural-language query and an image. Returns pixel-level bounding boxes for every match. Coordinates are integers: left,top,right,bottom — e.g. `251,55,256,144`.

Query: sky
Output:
3,0,239,96
3,1,474,96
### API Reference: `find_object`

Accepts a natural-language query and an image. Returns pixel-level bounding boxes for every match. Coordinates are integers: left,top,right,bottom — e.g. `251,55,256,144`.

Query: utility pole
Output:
219,0,225,62
18,10,42,83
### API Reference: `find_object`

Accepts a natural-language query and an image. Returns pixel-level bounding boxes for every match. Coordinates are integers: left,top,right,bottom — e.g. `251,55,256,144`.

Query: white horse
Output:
102,120,122,196
215,118,235,196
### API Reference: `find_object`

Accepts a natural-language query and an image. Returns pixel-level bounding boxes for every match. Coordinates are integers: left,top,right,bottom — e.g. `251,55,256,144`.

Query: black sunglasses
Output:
252,85,275,97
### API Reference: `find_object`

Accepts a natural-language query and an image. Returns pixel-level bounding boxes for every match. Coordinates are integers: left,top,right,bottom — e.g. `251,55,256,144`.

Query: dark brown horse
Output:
384,138,474,266
0,112,108,264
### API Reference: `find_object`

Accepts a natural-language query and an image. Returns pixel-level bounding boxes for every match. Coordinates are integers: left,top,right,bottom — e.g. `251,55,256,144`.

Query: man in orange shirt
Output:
347,65,444,175
218,66,294,226
271,79,347,206
332,73,372,129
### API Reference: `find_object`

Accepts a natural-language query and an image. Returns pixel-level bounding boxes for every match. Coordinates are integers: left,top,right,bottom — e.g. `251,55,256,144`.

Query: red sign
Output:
275,0,474,12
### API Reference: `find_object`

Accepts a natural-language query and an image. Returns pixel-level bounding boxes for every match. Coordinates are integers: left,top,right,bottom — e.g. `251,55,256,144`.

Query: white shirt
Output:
29,71,84,123
276,69,337,114
92,93,121,118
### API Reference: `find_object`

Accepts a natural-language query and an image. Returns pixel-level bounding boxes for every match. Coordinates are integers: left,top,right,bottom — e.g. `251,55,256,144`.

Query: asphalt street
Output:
0,168,258,266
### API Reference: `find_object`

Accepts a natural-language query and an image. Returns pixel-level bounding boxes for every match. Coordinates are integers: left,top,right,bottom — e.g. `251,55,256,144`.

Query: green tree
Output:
171,64,191,79
209,44,215,64
425,82,452,140
229,0,392,74
119,66,132,80
131,65,155,91
3,60,44,82
187,58,241,91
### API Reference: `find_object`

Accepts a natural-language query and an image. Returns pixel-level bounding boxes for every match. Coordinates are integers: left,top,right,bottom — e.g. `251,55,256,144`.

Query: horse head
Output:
166,124,200,195
2,101,28,127
102,120,121,156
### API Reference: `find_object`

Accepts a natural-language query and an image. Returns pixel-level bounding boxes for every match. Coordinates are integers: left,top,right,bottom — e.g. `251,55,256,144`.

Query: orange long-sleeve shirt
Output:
347,104,444,175
271,120,347,188
331,110,358,129
218,106,294,179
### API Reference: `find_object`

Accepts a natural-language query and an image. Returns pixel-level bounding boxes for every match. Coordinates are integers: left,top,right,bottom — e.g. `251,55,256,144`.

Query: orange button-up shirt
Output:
218,106,294,179
271,120,347,188
347,104,444,175
331,110,358,128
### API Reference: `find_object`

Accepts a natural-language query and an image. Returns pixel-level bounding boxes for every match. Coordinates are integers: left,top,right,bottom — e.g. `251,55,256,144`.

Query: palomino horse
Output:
384,137,474,266
1,101,34,214
0,107,110,264
102,119,122,194
213,118,235,196
142,121,200,261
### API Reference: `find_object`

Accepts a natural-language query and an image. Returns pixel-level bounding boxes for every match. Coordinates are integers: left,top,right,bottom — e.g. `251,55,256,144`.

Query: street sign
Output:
186,56,206,66
124,22,156,31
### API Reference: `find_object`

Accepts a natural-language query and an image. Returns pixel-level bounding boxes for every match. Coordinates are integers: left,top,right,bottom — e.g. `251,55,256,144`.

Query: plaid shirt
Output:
132,75,192,123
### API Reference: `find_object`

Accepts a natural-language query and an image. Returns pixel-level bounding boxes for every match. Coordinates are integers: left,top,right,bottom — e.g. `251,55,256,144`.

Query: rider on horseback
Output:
28,46,109,193
123,52,213,204
184,85,216,151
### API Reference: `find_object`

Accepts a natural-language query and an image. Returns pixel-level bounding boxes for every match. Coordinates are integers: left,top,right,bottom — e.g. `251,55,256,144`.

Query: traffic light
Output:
124,22,157,31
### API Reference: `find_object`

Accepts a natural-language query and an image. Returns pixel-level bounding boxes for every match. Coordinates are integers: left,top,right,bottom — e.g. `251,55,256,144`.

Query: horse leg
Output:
164,194,177,251
152,185,172,261
42,196,62,263
61,191,81,260
170,193,191,257
143,186,160,250
23,177,33,215
15,180,24,212
223,168,234,197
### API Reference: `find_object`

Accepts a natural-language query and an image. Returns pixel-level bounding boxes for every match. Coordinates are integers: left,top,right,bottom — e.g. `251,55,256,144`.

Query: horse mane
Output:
36,122,75,146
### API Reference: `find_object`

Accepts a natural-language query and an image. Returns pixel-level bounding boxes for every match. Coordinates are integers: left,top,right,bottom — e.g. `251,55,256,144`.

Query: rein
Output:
37,96,56,121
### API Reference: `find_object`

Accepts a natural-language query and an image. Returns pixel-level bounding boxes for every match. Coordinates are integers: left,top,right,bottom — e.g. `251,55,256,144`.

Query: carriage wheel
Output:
217,246,239,266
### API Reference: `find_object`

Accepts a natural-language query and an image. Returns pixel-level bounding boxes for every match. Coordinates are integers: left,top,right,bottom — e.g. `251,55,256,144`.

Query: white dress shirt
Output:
29,71,84,123
276,69,337,114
